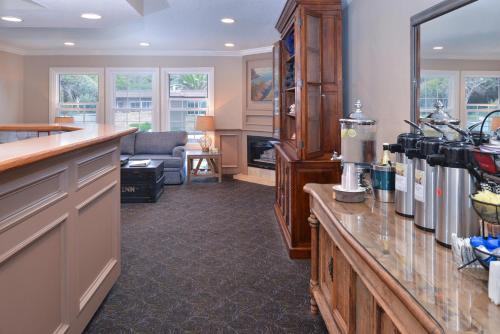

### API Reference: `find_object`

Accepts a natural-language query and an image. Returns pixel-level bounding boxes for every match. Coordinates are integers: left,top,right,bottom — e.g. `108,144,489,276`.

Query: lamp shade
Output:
195,116,215,131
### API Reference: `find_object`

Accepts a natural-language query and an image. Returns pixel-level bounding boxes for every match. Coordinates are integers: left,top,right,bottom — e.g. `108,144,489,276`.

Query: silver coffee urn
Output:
426,142,479,247
406,137,446,231
388,132,422,217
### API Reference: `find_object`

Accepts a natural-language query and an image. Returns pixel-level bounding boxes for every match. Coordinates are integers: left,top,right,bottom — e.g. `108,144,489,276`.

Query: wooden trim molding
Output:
0,167,68,233
76,181,117,211
0,214,68,265
79,259,117,312
76,147,118,190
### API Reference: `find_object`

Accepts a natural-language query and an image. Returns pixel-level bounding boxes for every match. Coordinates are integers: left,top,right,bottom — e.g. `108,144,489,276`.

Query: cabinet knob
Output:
321,94,326,97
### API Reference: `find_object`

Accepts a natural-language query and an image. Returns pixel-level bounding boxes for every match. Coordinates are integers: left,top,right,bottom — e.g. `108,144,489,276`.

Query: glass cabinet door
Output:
304,13,322,158
273,42,281,140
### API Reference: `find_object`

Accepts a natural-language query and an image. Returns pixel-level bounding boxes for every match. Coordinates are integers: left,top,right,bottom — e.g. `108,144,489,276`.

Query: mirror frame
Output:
410,0,479,124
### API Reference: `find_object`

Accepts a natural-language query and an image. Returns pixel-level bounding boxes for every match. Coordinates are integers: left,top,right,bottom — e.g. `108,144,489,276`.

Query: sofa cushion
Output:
120,133,136,155
132,154,184,169
134,131,188,155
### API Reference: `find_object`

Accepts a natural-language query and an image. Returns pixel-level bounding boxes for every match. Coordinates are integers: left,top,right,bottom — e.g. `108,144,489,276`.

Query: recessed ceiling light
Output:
224,43,235,48
81,13,101,20
64,42,75,46
221,17,235,24
139,42,150,47
433,46,444,50
1,16,23,22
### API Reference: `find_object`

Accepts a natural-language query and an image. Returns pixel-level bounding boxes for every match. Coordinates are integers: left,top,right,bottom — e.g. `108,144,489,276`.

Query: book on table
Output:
129,159,151,167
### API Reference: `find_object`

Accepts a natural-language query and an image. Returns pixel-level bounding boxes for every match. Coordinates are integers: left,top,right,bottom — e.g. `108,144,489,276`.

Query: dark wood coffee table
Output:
121,160,165,203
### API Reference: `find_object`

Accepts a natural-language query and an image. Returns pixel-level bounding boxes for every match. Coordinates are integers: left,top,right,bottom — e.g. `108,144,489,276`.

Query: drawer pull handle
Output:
328,256,334,280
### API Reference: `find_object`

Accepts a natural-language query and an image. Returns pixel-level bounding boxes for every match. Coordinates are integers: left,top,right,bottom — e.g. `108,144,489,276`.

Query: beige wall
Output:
22,55,243,129
344,0,442,152
0,50,24,123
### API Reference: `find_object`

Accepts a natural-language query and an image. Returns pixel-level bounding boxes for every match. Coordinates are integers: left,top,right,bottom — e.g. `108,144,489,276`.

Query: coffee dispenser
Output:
427,142,479,247
333,100,376,202
406,137,446,231
388,132,422,217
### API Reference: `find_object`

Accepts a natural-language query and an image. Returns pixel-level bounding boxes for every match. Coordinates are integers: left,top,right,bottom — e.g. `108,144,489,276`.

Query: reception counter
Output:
0,124,135,334
305,183,499,333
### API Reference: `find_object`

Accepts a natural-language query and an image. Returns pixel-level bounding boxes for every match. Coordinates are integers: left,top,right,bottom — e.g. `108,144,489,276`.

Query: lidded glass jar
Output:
340,100,377,164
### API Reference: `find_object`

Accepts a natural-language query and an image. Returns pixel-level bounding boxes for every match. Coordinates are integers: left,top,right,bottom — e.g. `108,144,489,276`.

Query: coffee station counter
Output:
305,183,498,333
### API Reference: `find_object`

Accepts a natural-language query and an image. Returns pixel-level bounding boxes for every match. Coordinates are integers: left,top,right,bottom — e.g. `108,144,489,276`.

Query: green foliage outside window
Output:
59,74,98,103
115,74,152,91
129,122,152,132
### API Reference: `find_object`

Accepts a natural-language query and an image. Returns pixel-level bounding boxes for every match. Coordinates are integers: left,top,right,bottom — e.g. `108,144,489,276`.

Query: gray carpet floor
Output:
84,178,327,333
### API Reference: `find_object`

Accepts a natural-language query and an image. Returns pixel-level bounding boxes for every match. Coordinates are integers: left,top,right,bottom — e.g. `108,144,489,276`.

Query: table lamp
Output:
195,116,215,152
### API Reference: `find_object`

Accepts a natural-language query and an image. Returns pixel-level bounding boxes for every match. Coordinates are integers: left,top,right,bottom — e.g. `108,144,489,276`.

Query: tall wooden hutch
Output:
273,0,342,259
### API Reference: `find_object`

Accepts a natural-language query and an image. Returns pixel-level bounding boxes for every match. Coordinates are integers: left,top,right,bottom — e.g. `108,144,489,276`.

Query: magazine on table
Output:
129,159,151,167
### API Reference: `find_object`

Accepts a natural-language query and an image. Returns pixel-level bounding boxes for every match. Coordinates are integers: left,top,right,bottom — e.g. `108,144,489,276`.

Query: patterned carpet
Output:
84,178,327,333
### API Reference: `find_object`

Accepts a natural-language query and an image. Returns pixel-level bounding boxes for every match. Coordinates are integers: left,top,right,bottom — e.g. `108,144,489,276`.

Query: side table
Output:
186,150,222,184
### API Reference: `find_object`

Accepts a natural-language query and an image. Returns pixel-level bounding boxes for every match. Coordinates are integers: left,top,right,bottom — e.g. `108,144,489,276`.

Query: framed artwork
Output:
247,59,273,111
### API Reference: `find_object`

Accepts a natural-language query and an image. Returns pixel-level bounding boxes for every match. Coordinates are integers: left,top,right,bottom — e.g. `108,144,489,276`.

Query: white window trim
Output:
460,70,500,124
49,67,105,123
105,67,160,131
421,70,460,119
160,67,215,132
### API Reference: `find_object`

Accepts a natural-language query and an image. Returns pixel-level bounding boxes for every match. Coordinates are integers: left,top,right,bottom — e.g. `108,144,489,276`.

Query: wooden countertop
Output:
304,183,499,333
0,124,136,173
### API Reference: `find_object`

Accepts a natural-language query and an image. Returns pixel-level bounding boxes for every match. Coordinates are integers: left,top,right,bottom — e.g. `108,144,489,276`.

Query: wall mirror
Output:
411,0,500,132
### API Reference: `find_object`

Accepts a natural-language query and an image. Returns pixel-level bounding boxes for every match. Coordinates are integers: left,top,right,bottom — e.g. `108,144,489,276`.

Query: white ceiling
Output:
421,0,500,60
0,0,286,55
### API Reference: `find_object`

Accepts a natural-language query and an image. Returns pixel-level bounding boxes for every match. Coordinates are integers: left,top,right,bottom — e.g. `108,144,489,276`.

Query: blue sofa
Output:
120,131,188,185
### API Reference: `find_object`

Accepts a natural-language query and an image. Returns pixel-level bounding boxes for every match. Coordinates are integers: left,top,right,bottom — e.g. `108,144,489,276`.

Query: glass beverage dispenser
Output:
334,100,376,202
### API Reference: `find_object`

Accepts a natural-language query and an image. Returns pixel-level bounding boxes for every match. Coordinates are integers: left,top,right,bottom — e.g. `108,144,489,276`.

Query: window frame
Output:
49,67,105,124
160,67,215,133
420,70,460,119
460,70,500,126
105,67,160,131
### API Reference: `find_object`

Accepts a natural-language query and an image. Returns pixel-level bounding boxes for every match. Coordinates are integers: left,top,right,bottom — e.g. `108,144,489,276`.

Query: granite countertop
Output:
0,123,136,173
304,183,499,333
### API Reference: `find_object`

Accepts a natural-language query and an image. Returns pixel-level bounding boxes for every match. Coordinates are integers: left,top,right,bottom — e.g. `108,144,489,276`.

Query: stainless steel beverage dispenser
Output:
333,100,376,202
388,133,421,217
427,142,479,247
406,137,445,231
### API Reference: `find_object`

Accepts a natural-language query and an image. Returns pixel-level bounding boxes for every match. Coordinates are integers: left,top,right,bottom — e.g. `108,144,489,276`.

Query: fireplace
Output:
247,136,278,170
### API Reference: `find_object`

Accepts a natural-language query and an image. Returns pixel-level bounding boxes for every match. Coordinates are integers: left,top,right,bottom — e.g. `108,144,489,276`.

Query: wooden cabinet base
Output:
306,185,442,334
274,144,340,259
274,203,311,258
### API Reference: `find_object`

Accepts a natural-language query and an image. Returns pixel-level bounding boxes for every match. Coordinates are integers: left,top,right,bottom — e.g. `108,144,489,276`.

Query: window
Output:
106,68,159,131
462,72,500,132
162,68,214,142
50,68,104,124
420,71,459,119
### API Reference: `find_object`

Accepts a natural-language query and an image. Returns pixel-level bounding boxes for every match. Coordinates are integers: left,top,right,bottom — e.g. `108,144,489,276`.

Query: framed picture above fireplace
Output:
246,59,273,111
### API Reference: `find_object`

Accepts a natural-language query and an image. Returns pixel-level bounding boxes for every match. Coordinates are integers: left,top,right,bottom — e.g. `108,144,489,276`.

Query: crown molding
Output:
240,46,273,56
0,44,27,56
0,43,273,57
